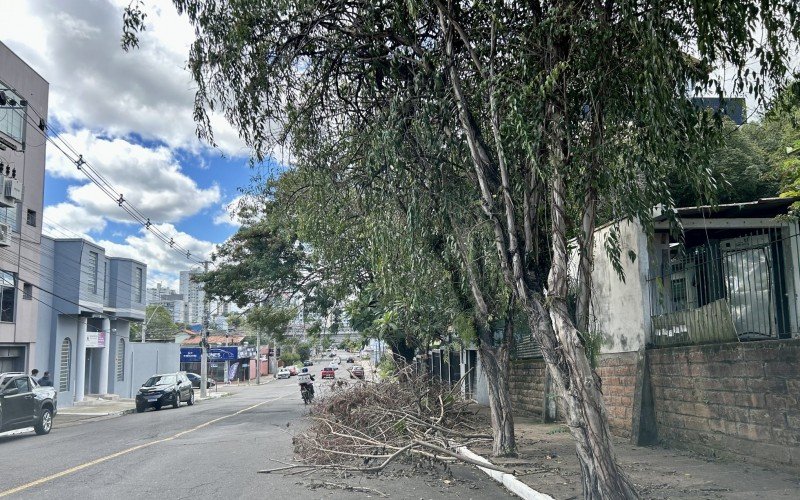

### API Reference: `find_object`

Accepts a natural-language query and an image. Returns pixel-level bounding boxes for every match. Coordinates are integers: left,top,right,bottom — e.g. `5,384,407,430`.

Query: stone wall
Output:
509,358,547,418
596,352,640,439
648,339,800,471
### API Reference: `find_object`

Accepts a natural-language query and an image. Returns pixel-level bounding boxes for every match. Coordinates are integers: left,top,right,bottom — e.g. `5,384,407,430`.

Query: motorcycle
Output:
300,384,314,404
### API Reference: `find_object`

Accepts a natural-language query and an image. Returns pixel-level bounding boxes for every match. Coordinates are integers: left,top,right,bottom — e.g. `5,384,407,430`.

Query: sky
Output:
0,0,264,289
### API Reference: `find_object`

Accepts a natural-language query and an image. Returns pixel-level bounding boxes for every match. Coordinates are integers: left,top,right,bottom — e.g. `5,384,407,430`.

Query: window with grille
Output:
88,251,99,294
59,338,71,392
135,267,143,303
116,338,125,381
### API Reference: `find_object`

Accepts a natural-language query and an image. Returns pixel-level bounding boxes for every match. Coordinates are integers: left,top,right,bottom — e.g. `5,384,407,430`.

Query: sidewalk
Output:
470,416,800,499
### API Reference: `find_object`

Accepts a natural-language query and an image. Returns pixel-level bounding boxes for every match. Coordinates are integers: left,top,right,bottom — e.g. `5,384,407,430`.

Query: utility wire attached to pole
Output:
200,260,211,398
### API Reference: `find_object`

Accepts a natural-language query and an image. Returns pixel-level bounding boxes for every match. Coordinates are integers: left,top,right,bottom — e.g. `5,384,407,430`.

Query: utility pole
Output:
200,262,210,399
256,329,261,385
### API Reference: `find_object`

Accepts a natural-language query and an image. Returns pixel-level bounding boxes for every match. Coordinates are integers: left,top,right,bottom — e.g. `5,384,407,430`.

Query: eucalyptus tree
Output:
125,1,800,497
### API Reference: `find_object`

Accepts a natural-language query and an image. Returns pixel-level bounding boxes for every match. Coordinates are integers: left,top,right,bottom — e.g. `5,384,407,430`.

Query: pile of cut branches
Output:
260,365,513,476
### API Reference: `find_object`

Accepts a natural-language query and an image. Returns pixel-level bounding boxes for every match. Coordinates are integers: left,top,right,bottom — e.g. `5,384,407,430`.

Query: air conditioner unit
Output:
0,175,10,208
0,223,10,247
4,178,22,203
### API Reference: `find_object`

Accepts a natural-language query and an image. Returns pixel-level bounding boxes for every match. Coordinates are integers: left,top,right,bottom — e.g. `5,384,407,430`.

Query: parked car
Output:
302,360,314,367
345,357,355,364
321,367,336,379
287,365,298,376
135,372,194,413
0,373,57,436
277,368,291,379
328,353,336,358
186,373,216,389
350,366,365,380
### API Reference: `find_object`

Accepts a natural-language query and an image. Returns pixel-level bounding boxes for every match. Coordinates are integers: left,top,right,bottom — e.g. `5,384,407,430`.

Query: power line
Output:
16,105,207,265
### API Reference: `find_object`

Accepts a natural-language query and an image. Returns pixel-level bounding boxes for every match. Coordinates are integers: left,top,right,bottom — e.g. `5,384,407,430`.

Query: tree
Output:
124,1,800,496
131,304,178,341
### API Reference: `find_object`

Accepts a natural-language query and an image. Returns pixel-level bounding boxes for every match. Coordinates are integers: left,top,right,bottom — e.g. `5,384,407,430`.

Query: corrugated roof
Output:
654,197,799,221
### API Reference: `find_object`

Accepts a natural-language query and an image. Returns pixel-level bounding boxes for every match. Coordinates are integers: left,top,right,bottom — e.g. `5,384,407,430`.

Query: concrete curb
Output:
456,446,555,500
59,408,136,417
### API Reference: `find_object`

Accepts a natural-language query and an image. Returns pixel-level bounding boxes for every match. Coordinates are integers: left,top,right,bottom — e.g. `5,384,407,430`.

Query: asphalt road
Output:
0,362,513,499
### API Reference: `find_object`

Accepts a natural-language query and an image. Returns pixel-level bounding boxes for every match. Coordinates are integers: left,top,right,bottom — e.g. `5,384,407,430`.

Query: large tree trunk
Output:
476,336,516,456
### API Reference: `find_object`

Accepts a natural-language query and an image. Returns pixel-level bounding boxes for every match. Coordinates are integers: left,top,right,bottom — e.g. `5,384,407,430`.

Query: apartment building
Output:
147,282,185,324
179,269,204,325
0,42,48,373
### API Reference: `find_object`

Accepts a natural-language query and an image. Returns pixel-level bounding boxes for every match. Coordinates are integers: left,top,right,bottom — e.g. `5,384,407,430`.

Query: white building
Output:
146,282,185,324
179,269,205,325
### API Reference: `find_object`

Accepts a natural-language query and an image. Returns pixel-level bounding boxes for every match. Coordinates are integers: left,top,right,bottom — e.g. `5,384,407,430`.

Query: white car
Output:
277,368,291,379
328,361,339,371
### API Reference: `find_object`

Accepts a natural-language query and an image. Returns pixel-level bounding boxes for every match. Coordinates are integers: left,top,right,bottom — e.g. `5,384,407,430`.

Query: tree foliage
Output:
124,1,800,496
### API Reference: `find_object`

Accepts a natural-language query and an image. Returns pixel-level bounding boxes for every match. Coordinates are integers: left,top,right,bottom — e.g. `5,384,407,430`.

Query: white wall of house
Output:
572,220,651,354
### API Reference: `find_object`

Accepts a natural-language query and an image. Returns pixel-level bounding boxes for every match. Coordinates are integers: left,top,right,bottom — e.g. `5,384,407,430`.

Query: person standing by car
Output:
38,371,53,386
30,369,40,383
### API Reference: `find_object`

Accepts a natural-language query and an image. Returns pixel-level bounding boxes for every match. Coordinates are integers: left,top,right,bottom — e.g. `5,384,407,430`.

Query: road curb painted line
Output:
456,446,555,500
0,393,290,498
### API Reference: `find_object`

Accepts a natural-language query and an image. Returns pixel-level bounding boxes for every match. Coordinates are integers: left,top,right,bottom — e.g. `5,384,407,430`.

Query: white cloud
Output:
0,0,247,156
43,203,107,236
46,129,221,224
96,223,215,276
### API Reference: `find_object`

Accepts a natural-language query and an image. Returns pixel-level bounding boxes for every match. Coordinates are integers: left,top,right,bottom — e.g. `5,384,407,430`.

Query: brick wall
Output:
596,352,639,439
648,339,800,471
509,358,547,417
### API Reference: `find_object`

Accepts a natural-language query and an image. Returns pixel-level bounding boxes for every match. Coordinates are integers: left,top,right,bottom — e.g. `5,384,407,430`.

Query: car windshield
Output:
143,375,176,387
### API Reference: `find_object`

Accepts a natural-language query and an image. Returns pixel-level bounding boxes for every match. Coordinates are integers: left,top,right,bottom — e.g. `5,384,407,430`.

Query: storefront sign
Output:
180,346,238,362
86,331,106,348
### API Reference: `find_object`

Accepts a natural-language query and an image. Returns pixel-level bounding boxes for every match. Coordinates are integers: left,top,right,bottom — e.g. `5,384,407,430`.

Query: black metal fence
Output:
647,227,800,347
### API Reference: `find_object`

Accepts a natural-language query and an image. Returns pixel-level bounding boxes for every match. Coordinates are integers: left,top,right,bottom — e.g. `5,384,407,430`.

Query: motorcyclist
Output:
298,367,315,398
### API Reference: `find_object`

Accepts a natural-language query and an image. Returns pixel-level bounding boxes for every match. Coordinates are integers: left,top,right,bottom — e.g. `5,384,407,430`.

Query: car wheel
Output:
187,390,195,406
136,404,146,413
154,403,162,411
34,408,53,435
172,391,181,408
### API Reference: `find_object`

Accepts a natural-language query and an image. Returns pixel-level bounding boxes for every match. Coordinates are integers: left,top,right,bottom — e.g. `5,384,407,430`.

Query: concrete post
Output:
75,317,87,403
98,317,111,395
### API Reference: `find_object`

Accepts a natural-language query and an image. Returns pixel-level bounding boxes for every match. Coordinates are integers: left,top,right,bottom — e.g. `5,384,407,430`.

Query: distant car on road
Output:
186,373,216,389
328,353,336,358
328,361,339,370
345,357,355,364
349,366,365,379
135,372,194,413
302,360,313,367
277,368,291,379
321,367,336,379
0,372,57,436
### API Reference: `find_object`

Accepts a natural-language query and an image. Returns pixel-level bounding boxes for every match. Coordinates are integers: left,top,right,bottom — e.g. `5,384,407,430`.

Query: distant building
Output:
691,96,747,125
179,269,205,325
146,282,185,324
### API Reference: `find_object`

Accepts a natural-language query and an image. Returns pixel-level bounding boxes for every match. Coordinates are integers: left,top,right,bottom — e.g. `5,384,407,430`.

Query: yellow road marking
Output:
0,393,290,498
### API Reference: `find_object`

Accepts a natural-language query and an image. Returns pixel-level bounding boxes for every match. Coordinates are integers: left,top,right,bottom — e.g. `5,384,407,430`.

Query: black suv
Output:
0,373,58,435
135,372,195,412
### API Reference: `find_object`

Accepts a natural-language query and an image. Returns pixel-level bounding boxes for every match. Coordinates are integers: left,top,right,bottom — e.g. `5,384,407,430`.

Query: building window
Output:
26,209,36,227
116,338,125,382
0,205,18,233
22,282,32,300
88,251,98,294
103,261,108,299
0,270,16,322
59,338,72,392
135,267,143,303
